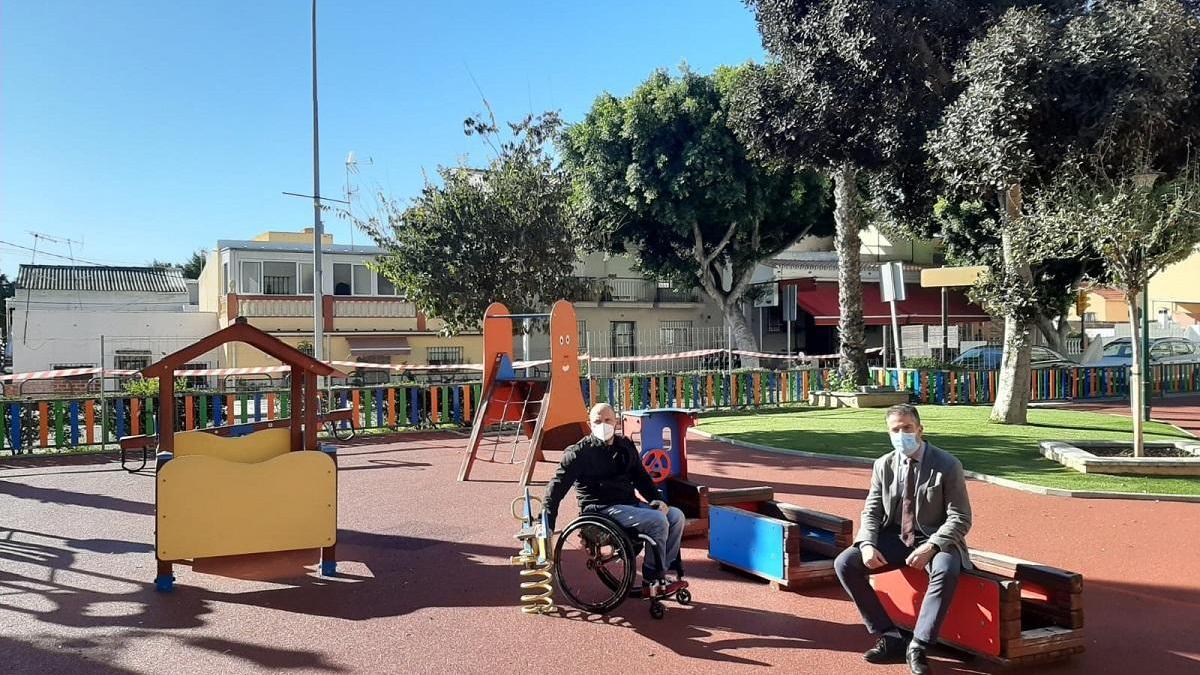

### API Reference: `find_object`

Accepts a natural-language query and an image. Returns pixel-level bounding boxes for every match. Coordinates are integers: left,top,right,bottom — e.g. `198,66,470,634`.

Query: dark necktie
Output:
900,459,918,547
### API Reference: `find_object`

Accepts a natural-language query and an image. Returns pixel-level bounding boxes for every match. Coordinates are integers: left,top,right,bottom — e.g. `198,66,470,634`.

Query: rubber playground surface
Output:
2,430,1198,675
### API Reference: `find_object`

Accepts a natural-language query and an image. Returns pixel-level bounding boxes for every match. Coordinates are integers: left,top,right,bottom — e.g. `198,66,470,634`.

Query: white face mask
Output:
590,422,615,442
890,431,921,457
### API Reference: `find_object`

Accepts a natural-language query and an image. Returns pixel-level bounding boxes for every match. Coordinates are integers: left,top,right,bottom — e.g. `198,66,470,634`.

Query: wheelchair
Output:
552,509,692,619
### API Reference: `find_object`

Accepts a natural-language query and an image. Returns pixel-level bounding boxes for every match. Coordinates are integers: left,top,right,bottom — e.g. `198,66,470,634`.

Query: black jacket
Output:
543,434,663,530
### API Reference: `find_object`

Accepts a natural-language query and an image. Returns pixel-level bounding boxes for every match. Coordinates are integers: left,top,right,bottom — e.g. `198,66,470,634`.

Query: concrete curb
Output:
690,428,1200,504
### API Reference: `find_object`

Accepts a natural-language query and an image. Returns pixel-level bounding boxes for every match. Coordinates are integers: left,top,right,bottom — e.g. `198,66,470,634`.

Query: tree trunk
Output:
991,315,1034,424
725,301,761,370
833,163,867,384
1035,311,1070,356
990,184,1034,424
1127,291,1145,457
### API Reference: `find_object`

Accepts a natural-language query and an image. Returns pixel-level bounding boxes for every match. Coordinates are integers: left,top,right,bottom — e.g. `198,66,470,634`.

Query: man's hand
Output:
906,543,937,569
648,500,669,514
860,543,887,570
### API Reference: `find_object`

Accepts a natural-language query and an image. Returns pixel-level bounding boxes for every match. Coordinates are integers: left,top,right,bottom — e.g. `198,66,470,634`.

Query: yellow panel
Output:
156,451,336,561
174,427,292,464
919,266,988,288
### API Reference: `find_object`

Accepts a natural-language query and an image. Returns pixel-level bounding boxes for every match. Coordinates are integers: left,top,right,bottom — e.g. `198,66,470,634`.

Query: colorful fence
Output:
872,362,1200,405
4,362,1198,454
0,383,483,455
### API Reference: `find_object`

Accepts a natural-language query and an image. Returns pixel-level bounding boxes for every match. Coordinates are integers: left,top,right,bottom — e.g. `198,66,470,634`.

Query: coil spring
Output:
515,555,555,614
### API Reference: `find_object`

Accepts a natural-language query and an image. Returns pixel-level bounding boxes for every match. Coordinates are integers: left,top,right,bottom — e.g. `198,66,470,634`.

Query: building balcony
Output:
566,277,701,305
227,294,423,331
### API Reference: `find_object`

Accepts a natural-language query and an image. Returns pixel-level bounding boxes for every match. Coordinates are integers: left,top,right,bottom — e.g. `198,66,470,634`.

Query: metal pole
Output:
311,0,325,367
523,318,532,376
940,287,948,363
882,324,889,371
889,298,903,379
786,319,792,366
99,335,107,449
726,320,733,381
1142,285,1151,421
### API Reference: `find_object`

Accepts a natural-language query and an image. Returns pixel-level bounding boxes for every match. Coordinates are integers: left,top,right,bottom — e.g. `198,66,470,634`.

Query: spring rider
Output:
508,488,556,614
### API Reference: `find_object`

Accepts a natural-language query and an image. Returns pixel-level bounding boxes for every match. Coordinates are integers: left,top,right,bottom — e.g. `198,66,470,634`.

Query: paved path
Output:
2,431,1198,674
1061,394,1200,437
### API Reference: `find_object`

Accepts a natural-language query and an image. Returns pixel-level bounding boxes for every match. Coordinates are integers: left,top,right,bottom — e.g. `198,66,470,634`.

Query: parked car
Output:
951,345,1075,370
1084,337,1200,367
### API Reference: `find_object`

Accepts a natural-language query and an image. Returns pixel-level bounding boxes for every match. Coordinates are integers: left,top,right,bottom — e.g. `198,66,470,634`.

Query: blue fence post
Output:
69,401,80,447
452,386,462,424
212,395,223,426
375,389,385,427
410,387,420,425
254,393,263,422
116,399,127,438
8,404,19,453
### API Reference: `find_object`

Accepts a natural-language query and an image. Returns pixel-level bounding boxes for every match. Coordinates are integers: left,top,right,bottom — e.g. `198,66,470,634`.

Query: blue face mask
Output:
889,431,921,457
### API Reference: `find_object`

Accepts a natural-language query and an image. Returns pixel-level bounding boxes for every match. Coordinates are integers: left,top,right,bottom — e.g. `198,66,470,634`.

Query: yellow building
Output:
197,229,483,379
1067,246,1200,328
1148,245,1200,328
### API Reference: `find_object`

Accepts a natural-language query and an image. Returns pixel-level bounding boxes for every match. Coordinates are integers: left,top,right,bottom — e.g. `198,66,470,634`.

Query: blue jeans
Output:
600,503,685,581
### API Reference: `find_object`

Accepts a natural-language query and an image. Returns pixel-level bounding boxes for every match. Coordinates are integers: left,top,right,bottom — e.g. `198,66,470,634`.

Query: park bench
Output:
707,488,855,589
871,549,1085,667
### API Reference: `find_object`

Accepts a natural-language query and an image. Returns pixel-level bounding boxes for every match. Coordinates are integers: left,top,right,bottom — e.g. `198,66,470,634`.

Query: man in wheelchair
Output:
543,403,686,599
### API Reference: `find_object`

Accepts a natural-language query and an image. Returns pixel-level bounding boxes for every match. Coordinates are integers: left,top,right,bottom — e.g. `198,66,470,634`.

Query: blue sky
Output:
0,0,764,274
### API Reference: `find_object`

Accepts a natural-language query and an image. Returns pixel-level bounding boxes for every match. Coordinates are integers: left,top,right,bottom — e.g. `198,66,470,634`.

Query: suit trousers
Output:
834,529,962,649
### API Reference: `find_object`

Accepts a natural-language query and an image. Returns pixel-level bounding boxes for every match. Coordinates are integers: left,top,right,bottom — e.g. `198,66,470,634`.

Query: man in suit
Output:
834,404,973,675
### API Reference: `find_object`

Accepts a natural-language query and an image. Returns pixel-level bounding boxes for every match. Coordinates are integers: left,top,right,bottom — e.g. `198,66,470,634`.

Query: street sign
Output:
754,283,779,308
880,261,907,302
781,284,798,322
920,266,987,288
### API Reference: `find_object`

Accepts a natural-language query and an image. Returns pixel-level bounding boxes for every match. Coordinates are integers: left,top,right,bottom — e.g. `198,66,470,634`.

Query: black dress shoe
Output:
907,646,932,675
863,633,908,664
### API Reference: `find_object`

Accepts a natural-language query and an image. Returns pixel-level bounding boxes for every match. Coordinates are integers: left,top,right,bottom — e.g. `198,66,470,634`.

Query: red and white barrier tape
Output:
584,348,724,363
1,345,865,383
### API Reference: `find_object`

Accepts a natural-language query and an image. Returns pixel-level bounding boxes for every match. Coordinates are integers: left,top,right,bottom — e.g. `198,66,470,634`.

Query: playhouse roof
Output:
140,318,343,379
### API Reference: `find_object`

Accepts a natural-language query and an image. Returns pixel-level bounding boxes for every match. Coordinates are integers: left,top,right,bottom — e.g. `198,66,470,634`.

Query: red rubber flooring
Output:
1060,394,1200,437
2,430,1198,675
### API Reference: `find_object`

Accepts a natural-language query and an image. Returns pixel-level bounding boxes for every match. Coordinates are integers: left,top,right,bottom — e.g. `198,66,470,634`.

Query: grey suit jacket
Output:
853,441,974,570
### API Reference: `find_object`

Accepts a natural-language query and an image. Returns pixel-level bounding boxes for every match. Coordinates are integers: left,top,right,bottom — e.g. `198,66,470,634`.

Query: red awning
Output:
791,280,990,326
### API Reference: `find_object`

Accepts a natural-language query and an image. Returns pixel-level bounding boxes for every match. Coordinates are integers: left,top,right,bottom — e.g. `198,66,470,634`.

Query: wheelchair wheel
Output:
553,515,636,613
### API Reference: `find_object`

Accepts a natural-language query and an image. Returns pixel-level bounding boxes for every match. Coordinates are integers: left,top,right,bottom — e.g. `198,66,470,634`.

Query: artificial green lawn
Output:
697,406,1200,496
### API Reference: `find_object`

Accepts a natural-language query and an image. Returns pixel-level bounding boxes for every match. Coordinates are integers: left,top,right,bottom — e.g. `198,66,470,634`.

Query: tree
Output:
928,0,1200,424
1049,164,1200,455
559,66,832,365
147,250,205,279
356,112,580,335
728,1,1031,383
181,250,206,280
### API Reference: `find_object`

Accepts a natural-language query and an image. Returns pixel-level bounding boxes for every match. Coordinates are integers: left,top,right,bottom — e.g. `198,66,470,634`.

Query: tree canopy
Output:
357,112,580,335
559,66,832,358
148,250,206,280
727,0,1032,381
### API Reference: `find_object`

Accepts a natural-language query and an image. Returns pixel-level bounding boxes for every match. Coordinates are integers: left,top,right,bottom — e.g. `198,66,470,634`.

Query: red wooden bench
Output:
871,549,1085,667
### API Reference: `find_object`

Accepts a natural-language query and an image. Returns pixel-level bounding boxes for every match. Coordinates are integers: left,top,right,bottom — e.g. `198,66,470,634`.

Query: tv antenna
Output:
28,231,85,264
344,151,373,247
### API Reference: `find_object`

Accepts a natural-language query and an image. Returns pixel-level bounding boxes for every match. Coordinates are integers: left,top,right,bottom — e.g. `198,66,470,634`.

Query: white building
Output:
9,265,219,382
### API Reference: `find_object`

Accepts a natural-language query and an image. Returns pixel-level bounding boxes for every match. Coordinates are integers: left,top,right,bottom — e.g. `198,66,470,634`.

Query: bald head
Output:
589,403,616,426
